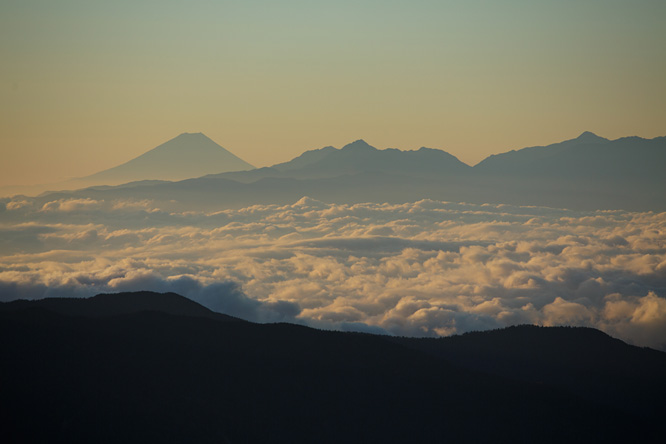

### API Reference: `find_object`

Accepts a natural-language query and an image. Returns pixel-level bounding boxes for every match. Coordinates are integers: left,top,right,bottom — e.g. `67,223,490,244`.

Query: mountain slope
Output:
2,292,663,443
78,133,254,185
0,291,241,321
464,132,666,210
474,131,665,180
397,325,666,419
22,132,666,211
274,139,470,175
209,139,470,182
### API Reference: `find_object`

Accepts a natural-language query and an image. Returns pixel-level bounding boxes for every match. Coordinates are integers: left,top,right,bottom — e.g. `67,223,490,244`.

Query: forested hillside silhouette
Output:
2,292,664,443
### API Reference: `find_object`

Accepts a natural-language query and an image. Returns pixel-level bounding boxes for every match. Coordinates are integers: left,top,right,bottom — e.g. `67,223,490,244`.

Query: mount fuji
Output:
76,132,254,186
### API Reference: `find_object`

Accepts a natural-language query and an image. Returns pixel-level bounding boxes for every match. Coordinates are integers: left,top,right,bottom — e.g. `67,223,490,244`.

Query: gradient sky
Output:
2,0,665,186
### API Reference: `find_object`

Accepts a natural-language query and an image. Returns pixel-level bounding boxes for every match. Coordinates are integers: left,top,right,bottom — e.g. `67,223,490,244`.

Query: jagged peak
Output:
341,139,377,151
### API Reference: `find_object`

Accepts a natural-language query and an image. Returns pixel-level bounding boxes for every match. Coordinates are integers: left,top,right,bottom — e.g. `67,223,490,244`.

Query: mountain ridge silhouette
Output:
11,132,666,211
0,290,241,321
1,291,664,443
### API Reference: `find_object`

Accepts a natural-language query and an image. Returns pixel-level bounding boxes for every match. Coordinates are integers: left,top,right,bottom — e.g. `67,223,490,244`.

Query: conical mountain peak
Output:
152,132,219,152
575,131,607,143
81,133,254,185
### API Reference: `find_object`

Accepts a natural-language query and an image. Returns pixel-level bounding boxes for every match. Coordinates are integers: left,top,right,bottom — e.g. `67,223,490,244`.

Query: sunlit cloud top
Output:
2,196,665,349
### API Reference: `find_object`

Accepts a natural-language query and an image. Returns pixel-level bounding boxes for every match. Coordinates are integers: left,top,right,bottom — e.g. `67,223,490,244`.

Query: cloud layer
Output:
1,196,665,349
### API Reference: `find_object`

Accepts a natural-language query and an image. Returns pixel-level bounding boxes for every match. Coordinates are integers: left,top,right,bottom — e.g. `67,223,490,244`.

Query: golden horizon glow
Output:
2,0,665,186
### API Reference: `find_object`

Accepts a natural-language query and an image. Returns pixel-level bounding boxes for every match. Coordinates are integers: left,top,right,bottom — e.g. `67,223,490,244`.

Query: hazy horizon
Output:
1,130,662,191
2,1,665,187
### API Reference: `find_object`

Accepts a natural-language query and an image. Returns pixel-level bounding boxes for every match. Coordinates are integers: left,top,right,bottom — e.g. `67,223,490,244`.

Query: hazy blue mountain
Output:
30,139,471,210
76,132,254,186
474,131,665,180
467,132,666,210
274,139,470,175
272,144,339,171
208,139,470,182
475,131,608,172
2,292,663,442
36,171,461,212
25,133,666,212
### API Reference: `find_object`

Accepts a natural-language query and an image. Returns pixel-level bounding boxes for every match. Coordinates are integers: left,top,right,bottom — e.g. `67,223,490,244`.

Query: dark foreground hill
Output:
0,291,240,322
1,292,665,443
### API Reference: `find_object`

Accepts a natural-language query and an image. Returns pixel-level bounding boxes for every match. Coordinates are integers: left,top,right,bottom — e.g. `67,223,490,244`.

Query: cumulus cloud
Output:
1,196,665,349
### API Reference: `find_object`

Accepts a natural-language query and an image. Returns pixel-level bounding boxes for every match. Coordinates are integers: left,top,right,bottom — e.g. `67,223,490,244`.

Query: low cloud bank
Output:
1,196,665,349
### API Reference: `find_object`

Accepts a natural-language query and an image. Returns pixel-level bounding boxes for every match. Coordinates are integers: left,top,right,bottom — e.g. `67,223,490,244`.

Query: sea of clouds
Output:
1,196,665,349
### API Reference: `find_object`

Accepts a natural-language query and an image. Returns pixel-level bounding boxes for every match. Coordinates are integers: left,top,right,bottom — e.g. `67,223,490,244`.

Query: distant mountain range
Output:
0,133,255,195
475,131,665,181
2,291,664,443
8,131,666,211
217,139,470,183
34,132,664,211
